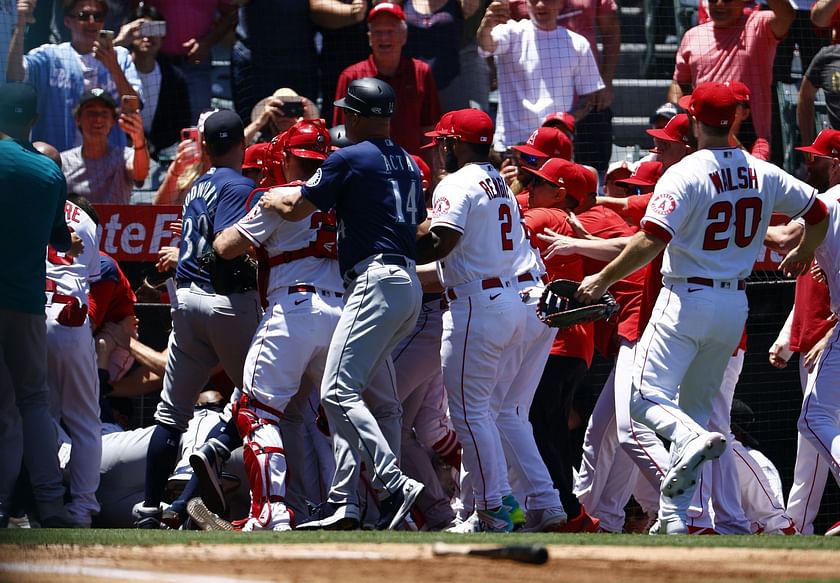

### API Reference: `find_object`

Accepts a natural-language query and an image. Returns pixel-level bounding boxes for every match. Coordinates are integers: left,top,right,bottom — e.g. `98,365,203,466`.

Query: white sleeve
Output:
430,177,471,234
235,204,283,246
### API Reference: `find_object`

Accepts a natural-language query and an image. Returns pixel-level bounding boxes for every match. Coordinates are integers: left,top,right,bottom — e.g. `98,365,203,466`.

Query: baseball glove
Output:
537,279,620,329
198,250,258,296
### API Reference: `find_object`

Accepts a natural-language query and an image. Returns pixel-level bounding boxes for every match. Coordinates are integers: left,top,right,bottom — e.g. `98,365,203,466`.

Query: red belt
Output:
686,277,746,291
288,285,342,298
517,272,549,285
446,277,504,301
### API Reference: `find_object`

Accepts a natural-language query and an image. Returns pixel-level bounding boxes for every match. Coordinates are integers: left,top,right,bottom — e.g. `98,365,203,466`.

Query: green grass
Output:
3,529,840,549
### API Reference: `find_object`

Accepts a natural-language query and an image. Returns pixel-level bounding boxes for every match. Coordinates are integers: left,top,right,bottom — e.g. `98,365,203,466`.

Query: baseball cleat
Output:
559,505,600,533
189,440,228,516
649,515,688,535
519,506,568,533
296,502,360,531
476,506,514,533
445,513,481,533
132,503,170,530
825,520,840,537
187,498,234,531
376,478,425,530
661,432,726,498
502,494,526,530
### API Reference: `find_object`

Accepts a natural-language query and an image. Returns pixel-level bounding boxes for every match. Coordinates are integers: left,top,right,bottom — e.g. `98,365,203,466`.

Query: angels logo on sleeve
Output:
433,196,451,217
649,192,676,215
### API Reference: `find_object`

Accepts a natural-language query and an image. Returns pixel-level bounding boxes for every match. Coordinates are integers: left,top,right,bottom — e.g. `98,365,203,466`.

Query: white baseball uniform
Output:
234,200,343,530
491,221,564,519
44,199,101,527
432,161,528,521
631,147,821,527
795,189,840,497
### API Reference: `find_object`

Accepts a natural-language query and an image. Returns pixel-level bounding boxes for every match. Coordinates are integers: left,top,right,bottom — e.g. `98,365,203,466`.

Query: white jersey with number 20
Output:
642,148,817,281
430,162,526,287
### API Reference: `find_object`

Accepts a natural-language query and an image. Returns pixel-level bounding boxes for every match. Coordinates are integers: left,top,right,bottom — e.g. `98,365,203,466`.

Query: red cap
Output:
541,111,576,135
277,118,331,160
521,157,568,188
242,142,269,170
795,128,840,157
513,127,573,160
421,111,455,149
615,161,664,187
725,80,751,104
606,160,633,180
524,159,590,206
412,155,431,190
677,82,737,128
368,2,405,22
646,113,690,144
441,108,493,144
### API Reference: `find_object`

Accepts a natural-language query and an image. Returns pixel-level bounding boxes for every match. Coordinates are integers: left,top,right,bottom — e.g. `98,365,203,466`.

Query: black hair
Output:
67,193,100,225
63,0,108,17
131,3,164,21
463,142,492,158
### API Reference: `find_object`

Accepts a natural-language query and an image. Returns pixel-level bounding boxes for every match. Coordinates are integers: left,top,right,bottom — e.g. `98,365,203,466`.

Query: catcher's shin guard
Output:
237,402,290,529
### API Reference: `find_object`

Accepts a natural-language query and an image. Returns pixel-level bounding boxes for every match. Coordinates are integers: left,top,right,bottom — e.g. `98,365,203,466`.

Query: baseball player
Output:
134,110,263,528
576,82,829,534
414,108,529,532
769,130,840,535
45,193,102,527
258,77,426,530
211,119,338,531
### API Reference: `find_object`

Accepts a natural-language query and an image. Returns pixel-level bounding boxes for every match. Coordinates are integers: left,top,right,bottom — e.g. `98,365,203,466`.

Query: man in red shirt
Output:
333,3,441,155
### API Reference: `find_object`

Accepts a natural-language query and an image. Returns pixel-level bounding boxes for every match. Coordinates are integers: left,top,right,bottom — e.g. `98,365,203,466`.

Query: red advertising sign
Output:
95,204,181,262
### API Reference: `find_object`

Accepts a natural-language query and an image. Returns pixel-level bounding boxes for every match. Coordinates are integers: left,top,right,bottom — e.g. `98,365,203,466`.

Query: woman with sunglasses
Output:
7,0,143,153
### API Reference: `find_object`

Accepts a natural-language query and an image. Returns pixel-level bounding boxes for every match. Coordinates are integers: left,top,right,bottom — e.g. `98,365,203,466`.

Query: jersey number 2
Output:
498,203,514,251
702,197,762,250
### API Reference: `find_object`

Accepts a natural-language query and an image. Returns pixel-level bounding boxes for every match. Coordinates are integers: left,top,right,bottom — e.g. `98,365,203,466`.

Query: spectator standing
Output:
6,0,143,152
334,3,441,155
799,6,840,147
119,4,192,159
146,0,237,121
60,88,149,204
477,0,604,155
232,0,319,125
311,0,372,124
668,0,795,152
0,82,76,529
402,0,479,107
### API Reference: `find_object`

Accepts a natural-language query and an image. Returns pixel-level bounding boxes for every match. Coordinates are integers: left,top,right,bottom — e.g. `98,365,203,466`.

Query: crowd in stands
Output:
4,0,840,536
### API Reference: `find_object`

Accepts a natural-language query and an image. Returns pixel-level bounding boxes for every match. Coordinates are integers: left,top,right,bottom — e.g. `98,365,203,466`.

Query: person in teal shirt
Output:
0,82,78,528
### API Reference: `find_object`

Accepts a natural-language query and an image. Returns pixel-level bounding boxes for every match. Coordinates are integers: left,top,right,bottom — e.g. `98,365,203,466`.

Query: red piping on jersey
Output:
732,447,786,512
641,220,673,243
801,333,840,468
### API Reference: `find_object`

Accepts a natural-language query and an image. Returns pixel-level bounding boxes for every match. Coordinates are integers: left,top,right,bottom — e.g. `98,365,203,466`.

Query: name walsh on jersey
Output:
708,166,759,194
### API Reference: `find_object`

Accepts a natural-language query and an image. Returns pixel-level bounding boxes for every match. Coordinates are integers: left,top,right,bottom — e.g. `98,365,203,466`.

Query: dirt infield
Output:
2,543,839,583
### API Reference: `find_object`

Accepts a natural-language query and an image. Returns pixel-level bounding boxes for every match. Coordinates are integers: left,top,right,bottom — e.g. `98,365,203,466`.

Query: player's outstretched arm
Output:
575,230,665,303
213,226,252,260
538,228,630,261
259,186,317,221
416,225,461,264
779,214,829,277
768,307,795,369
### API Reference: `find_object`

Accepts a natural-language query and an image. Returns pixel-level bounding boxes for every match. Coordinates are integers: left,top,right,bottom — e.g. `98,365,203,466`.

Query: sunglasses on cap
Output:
76,10,106,22
519,153,542,167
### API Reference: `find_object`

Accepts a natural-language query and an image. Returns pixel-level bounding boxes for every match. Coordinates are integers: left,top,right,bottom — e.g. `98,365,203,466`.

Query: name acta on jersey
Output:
708,165,758,194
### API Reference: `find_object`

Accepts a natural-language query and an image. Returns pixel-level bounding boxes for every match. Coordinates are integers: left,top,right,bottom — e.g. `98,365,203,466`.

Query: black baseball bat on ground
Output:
431,542,549,565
